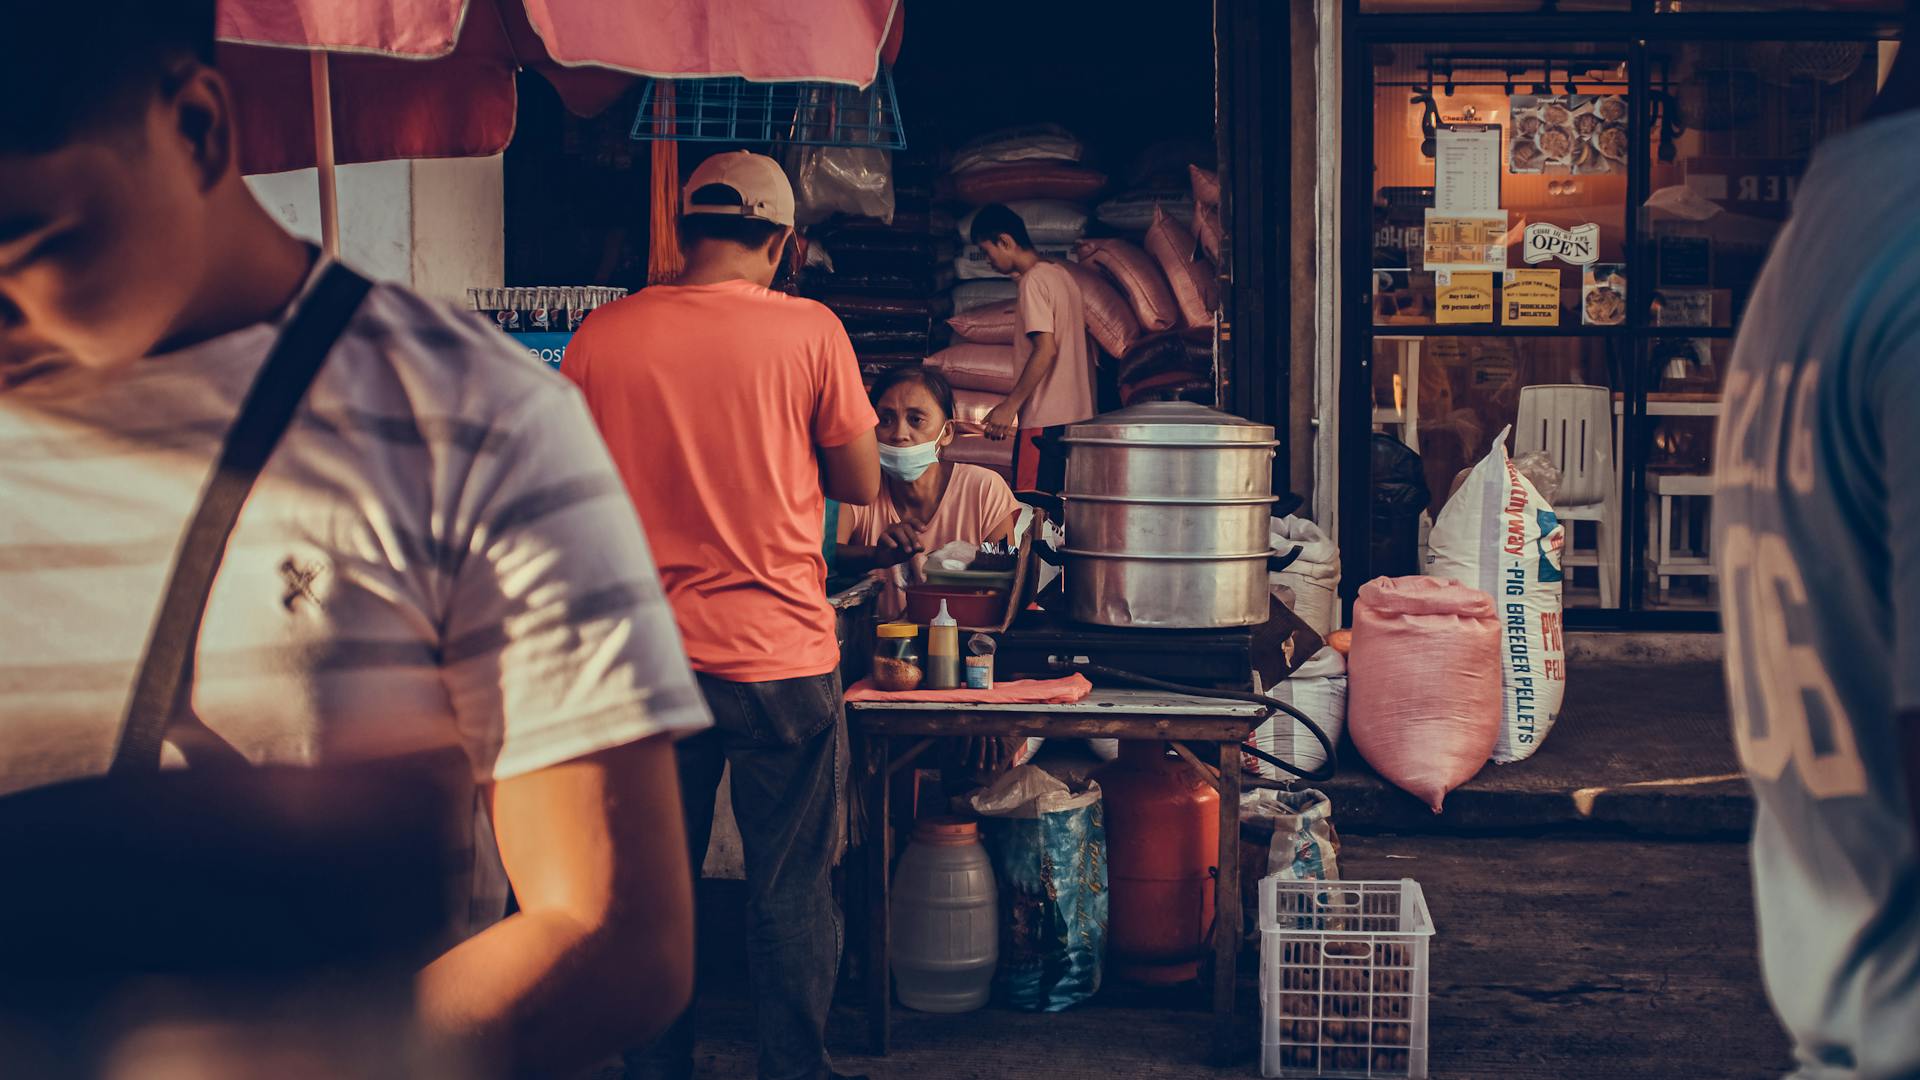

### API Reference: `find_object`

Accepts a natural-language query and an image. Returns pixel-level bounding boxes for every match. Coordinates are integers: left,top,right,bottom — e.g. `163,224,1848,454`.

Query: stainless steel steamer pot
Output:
1056,402,1279,628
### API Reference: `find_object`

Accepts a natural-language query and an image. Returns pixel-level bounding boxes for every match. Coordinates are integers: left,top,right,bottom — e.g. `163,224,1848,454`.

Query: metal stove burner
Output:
994,609,1256,691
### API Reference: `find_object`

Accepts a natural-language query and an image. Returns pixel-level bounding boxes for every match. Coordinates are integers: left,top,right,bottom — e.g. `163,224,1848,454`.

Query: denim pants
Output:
633,669,845,1080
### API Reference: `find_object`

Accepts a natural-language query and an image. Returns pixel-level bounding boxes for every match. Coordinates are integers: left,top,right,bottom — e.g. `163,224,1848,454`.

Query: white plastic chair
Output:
1647,472,1715,600
1515,384,1620,608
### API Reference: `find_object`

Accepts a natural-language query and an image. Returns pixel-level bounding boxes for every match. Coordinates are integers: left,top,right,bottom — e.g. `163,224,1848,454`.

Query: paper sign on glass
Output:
1523,222,1600,266
1502,269,1560,326
1583,264,1627,326
1654,288,1713,327
1437,272,1495,324
1435,126,1502,212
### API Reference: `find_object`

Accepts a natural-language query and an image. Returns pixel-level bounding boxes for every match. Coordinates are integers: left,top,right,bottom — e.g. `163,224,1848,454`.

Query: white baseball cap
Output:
681,151,796,229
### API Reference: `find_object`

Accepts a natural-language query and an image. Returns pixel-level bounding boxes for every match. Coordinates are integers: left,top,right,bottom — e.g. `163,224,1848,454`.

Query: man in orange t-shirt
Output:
562,152,879,1080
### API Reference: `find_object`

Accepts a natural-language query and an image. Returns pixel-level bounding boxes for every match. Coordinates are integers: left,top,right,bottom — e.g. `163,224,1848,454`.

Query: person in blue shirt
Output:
1715,10,1920,1076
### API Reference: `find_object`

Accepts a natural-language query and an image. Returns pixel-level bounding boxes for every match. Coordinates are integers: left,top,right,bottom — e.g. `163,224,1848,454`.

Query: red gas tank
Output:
1094,741,1219,984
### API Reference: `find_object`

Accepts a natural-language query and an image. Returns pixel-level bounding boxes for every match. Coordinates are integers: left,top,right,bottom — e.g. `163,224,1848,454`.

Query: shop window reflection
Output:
1628,40,1889,609
1643,41,1887,330
1373,335,1624,608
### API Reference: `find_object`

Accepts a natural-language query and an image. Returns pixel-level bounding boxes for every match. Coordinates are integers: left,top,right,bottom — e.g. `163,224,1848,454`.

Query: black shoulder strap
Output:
111,264,374,774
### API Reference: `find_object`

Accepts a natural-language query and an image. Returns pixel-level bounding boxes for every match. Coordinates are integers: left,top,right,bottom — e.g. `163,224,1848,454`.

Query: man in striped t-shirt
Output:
0,3,709,1074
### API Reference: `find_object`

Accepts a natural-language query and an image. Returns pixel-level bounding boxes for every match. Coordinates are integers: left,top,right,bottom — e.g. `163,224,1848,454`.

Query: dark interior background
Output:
503,1,1217,291
887,0,1215,182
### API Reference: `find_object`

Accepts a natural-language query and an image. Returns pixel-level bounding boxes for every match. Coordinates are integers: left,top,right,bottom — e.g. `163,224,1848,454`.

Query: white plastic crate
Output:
1258,878,1434,1079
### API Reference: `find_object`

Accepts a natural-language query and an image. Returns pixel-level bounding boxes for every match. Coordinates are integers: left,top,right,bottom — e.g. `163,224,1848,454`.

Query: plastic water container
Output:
891,817,998,1013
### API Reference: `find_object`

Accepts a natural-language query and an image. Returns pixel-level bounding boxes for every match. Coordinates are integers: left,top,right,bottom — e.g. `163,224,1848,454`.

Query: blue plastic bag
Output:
972,767,1108,1011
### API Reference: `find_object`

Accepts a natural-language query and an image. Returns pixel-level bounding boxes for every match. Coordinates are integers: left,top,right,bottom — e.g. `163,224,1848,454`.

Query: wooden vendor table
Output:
847,688,1267,1057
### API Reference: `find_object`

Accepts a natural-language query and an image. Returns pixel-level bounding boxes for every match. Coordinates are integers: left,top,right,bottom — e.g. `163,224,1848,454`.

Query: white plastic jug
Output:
890,817,998,1013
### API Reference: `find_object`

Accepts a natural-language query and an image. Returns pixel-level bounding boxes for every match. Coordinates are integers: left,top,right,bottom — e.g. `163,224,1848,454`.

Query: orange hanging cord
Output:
647,83,684,285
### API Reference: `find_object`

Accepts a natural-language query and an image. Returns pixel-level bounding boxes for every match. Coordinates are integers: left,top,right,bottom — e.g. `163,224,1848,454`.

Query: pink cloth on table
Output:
843,673,1093,704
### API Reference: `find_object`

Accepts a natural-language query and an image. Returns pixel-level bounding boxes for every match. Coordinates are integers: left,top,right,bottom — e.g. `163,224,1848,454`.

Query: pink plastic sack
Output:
1075,238,1178,333
954,162,1108,207
1346,576,1502,813
952,387,1007,429
1060,260,1145,357
944,302,1019,347
927,341,1019,391
1194,204,1224,265
946,388,1016,468
1144,206,1219,329
1189,164,1221,205
1190,165,1224,264
943,435,1014,470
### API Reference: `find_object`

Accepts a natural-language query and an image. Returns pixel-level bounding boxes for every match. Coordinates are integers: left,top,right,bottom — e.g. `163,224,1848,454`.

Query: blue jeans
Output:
631,670,845,1080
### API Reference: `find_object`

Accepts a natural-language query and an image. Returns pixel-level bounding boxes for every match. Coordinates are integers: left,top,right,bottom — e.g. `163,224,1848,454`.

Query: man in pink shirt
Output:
971,204,1094,492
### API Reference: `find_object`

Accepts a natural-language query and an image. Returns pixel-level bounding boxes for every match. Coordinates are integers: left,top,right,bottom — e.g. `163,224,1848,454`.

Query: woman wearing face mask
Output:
836,366,1020,618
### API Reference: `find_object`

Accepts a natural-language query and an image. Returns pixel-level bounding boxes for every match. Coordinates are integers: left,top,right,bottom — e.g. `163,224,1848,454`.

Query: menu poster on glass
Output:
1423,210,1510,274
1502,269,1561,327
1583,264,1627,326
1435,125,1502,212
1509,94,1629,175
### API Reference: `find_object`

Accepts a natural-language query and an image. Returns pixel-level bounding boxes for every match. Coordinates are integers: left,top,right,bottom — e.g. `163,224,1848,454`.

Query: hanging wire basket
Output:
629,67,907,149
1747,41,1867,86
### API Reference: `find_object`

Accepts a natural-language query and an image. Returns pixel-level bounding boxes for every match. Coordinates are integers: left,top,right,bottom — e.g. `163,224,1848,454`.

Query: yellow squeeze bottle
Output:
926,601,961,690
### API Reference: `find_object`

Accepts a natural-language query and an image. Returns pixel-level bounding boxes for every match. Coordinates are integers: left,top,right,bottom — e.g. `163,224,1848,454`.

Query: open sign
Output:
1523,222,1600,266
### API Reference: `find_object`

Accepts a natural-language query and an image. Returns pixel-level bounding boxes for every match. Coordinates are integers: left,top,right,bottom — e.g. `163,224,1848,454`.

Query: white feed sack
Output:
1425,428,1568,764
1249,647,1347,779
1269,516,1340,638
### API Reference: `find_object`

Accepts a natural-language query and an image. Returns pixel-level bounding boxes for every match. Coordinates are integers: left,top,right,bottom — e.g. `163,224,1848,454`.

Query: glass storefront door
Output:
1343,14,1901,627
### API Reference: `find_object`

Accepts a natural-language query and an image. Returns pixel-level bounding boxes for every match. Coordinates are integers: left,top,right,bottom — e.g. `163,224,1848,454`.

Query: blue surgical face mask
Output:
877,434,944,482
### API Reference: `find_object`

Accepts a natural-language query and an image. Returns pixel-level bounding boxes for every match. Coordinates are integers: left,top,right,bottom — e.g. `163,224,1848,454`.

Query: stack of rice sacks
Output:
933,130,1231,458
800,150,956,382
933,126,1105,479
1088,154,1223,407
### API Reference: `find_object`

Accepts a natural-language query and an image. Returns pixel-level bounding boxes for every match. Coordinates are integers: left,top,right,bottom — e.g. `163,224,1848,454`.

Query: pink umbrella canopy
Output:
218,0,906,174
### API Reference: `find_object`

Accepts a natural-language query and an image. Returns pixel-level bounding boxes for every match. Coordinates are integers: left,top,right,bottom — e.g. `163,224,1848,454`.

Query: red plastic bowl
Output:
903,586,1004,628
